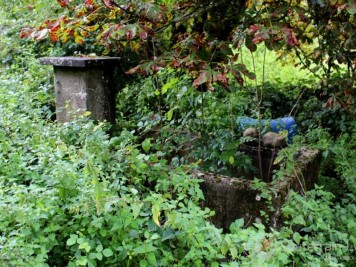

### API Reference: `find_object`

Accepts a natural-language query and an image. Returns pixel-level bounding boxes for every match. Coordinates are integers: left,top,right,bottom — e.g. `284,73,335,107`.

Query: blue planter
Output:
237,116,298,142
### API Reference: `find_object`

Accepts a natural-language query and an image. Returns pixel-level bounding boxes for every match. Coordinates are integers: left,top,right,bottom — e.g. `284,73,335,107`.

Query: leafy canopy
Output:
22,0,355,98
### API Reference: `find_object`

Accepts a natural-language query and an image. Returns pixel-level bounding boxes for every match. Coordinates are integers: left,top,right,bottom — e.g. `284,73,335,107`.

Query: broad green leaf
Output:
88,253,97,260
229,156,234,164
225,235,232,246
94,181,104,215
133,244,157,255
274,154,284,165
66,235,78,246
293,215,306,226
130,188,138,195
96,252,103,260
152,204,161,227
75,257,88,266
96,244,103,252
88,259,96,267
102,248,113,257
100,229,107,237
162,228,175,241
142,138,151,152
230,246,238,259
147,252,157,265
131,203,141,219
233,218,244,228
293,232,302,245
166,108,174,121
221,241,229,255
140,260,148,267
161,77,178,94
79,242,91,252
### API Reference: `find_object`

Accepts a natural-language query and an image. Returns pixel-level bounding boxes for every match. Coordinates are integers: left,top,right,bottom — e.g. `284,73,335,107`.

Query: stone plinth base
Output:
40,57,120,123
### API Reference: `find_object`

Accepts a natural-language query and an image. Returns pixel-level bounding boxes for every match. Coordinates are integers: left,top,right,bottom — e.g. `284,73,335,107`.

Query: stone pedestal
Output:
39,57,120,123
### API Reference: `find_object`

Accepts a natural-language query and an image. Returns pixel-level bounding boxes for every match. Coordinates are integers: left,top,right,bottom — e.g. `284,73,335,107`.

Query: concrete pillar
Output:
39,57,120,123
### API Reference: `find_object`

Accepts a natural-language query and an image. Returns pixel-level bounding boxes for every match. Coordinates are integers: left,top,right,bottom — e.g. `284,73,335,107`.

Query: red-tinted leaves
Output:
170,58,181,68
193,71,210,87
230,67,244,86
82,25,99,32
49,29,60,42
245,35,257,52
126,60,165,75
283,27,299,46
142,3,167,24
252,31,270,44
23,0,353,105
206,82,214,91
42,19,59,30
56,0,69,8
102,0,117,9
215,73,229,88
20,27,35,39
125,25,137,40
139,31,148,41
249,24,261,35
249,24,299,48
126,65,148,75
33,29,49,41
85,0,94,8
236,63,256,80
74,31,84,44
151,65,160,74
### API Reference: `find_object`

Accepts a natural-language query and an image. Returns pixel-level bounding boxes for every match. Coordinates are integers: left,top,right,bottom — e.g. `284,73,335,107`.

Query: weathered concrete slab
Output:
39,56,120,68
40,57,121,122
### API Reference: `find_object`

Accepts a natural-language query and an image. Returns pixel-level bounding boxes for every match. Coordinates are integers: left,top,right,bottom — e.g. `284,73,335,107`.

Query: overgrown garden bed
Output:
0,1,355,266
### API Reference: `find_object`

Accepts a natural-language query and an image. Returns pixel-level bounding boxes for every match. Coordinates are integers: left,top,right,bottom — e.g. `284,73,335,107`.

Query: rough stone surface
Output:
243,127,258,138
40,56,120,68
40,57,120,122
196,147,321,232
262,131,287,148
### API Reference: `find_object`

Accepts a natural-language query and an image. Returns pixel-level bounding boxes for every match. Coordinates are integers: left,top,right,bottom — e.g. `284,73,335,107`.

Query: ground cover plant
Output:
1,0,355,266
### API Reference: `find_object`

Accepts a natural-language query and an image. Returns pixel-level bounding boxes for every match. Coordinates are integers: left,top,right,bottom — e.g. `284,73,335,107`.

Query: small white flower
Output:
255,195,261,201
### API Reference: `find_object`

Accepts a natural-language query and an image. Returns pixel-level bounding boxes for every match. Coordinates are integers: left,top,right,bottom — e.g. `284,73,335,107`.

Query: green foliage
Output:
115,69,255,174
0,0,63,66
0,65,221,266
1,2,355,266
5,61,356,266
282,188,356,265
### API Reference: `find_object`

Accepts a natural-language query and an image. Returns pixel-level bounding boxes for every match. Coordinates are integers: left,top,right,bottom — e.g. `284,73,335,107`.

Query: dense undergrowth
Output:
1,1,355,266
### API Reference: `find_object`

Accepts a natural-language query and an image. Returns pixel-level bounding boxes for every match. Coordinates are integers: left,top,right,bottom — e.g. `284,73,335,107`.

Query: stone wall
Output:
196,147,321,232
